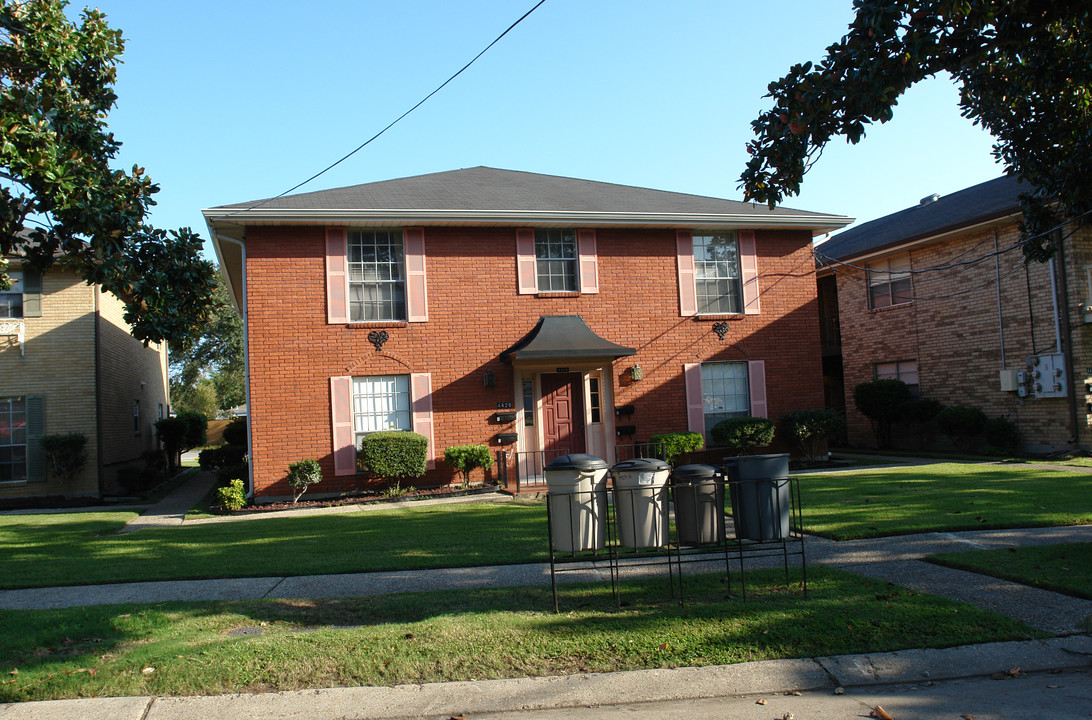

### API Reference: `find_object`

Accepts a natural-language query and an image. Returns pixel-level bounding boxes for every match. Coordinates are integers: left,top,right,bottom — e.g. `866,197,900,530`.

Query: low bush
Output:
222,417,247,447
216,461,248,484
779,409,842,462
936,405,988,451
357,431,428,481
443,445,494,487
711,417,775,455
898,398,943,450
286,459,323,503
41,432,87,482
984,415,1021,455
216,479,247,511
199,444,247,471
854,379,912,448
648,431,704,466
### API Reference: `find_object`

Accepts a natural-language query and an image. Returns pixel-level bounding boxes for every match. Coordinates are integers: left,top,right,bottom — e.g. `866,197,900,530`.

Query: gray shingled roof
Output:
817,175,1028,261
212,166,831,218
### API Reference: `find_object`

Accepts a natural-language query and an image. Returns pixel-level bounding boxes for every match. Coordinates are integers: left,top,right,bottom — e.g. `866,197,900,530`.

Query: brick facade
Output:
245,225,827,500
830,220,1091,451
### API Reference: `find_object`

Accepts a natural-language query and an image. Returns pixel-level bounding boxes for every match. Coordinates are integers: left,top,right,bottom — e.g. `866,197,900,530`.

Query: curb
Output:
2,636,1088,720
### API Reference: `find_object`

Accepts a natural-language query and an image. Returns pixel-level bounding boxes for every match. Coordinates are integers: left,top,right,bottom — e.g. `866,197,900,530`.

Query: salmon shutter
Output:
330,376,356,476
683,363,704,434
748,360,767,418
326,227,349,324
410,373,436,470
740,230,760,315
577,229,599,294
404,227,428,322
516,228,537,294
676,230,697,316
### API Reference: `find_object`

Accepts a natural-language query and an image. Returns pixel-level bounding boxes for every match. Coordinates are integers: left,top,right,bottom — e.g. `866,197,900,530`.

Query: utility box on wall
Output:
999,369,1020,392
1027,353,1067,399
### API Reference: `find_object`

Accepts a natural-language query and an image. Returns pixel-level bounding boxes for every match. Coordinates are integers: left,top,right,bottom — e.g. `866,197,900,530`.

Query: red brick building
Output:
204,167,850,501
818,175,1091,453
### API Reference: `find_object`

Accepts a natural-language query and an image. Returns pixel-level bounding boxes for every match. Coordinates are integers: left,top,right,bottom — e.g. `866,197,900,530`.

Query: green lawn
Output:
927,542,1092,600
0,502,549,590
0,567,1039,703
799,463,1092,540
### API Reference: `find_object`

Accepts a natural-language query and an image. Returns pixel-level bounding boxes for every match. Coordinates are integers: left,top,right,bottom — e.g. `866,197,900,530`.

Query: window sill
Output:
346,321,408,329
869,302,912,314
693,314,745,321
536,292,581,298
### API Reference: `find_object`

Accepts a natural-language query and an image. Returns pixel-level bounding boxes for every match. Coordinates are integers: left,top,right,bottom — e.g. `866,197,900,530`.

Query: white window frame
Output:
535,229,578,292
0,269,23,319
348,230,406,322
0,396,27,483
694,232,742,314
867,255,912,309
352,375,411,447
701,361,749,431
875,360,920,397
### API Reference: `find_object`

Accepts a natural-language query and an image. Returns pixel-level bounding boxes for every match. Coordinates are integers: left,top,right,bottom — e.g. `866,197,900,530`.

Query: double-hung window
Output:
0,396,27,483
352,375,411,448
867,255,912,309
694,232,742,314
875,360,919,397
701,361,750,430
0,270,23,318
348,230,406,322
535,229,577,292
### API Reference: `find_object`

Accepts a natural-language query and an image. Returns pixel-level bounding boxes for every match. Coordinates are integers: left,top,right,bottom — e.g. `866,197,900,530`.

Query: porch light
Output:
483,370,496,387
628,364,643,382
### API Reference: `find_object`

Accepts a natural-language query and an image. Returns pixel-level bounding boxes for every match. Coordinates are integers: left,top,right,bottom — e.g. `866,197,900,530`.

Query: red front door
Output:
541,372,586,454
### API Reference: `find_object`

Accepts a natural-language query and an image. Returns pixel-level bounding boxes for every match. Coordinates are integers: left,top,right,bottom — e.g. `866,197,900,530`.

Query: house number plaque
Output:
496,402,513,409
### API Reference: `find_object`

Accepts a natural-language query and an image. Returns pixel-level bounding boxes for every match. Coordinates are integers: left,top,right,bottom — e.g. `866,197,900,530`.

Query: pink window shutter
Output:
748,360,767,418
676,230,697,316
326,227,349,324
683,363,704,434
577,229,599,294
404,227,428,322
515,228,538,294
740,230,761,315
330,376,356,476
411,372,436,470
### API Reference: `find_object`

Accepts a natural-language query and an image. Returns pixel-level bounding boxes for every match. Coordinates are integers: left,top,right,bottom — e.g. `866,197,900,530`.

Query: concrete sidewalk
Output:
3,636,1089,719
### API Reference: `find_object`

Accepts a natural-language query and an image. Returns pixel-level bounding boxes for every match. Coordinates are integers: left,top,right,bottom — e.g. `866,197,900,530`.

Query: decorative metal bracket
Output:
712,322,730,341
0,320,25,356
368,330,389,351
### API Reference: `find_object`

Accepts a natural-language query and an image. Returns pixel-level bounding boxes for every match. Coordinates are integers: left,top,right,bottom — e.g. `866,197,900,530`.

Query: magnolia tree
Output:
740,0,1092,262
0,0,214,343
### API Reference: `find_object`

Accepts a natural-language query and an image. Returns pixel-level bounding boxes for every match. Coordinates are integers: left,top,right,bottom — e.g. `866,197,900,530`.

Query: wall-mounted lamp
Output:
628,364,643,382
483,370,496,387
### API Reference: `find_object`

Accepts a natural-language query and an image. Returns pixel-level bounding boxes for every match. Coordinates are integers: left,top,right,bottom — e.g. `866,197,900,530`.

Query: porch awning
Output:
501,315,636,362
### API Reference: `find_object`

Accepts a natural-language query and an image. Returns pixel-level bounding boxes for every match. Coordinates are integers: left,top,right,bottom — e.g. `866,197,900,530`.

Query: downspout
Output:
1051,232,1079,446
214,233,253,499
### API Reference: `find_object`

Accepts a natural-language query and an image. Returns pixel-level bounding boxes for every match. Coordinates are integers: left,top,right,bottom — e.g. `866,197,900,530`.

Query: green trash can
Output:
610,457,671,548
724,453,790,541
671,464,725,546
545,454,609,552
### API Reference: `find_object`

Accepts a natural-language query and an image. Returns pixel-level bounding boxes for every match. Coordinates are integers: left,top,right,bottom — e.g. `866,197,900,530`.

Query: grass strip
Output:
927,542,1092,600
0,566,1039,702
798,462,1092,540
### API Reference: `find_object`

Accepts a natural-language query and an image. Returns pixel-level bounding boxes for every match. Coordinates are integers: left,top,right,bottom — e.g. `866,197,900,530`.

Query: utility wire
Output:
226,0,547,218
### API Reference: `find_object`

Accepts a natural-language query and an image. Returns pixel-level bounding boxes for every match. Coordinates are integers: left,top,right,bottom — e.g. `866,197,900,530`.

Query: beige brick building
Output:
0,261,169,502
818,176,1089,453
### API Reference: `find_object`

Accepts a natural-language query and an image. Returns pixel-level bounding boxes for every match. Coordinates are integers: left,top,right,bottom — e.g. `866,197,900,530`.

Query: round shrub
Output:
286,459,323,502
779,409,842,462
222,417,247,447
711,416,775,455
984,416,1020,454
216,479,247,511
935,405,987,450
854,379,912,448
648,431,704,465
443,445,494,486
198,444,247,471
357,431,429,480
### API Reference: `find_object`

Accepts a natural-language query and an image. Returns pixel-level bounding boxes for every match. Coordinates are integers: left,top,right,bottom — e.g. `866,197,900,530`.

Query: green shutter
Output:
25,395,45,483
21,266,42,318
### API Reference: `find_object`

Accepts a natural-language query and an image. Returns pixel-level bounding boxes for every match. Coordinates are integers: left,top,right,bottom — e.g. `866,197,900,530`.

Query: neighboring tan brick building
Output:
0,261,169,501
817,175,1090,453
204,167,851,502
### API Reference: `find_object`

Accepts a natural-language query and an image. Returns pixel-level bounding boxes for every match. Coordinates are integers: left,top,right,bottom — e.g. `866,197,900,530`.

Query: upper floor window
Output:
352,375,411,447
348,230,406,322
694,232,742,314
868,255,912,309
535,229,577,292
0,270,23,319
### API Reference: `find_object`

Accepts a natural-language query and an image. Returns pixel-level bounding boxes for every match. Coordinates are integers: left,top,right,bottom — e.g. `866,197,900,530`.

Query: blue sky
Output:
86,0,1004,252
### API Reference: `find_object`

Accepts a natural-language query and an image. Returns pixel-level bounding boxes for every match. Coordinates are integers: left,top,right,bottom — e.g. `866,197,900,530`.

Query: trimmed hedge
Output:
357,431,428,480
443,445,494,486
936,405,987,450
780,409,841,462
222,417,247,447
287,459,323,502
854,379,912,448
711,416,775,455
648,431,704,466
199,444,247,471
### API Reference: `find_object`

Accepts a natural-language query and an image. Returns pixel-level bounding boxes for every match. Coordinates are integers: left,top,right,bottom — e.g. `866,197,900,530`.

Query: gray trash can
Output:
545,453,609,552
671,464,725,545
610,457,671,548
724,453,790,541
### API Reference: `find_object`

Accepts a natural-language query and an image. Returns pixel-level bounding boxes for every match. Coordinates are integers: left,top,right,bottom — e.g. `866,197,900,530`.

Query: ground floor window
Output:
875,360,919,397
352,375,411,447
0,396,27,483
701,361,749,431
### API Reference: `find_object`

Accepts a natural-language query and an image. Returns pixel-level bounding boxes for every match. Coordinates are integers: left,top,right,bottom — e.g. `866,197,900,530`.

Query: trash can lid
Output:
611,457,670,472
672,464,722,482
545,453,609,471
